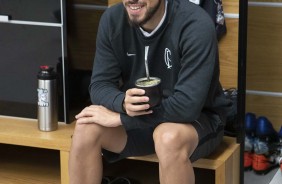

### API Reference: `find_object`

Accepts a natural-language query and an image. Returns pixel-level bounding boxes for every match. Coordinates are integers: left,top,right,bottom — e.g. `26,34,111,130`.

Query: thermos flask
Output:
37,65,58,131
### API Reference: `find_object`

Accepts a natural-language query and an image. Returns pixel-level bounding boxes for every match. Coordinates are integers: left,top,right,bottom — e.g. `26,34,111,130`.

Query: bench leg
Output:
232,146,240,184
215,146,240,184
215,163,225,184
60,151,70,184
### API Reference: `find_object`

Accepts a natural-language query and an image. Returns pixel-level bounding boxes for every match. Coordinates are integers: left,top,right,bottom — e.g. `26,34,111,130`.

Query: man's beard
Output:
126,0,162,28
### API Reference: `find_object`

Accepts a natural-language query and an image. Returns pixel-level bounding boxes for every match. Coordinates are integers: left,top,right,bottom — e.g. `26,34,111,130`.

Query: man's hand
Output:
123,88,153,117
75,105,121,127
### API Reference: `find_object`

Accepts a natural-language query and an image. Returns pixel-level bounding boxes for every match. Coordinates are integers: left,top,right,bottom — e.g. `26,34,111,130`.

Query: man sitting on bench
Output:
69,0,231,183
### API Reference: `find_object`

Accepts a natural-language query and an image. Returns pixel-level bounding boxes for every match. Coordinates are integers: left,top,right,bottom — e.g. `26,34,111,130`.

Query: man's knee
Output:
153,123,181,151
71,123,102,150
153,123,199,156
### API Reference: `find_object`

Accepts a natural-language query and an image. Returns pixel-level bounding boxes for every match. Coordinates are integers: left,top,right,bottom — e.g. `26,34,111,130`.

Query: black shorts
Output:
102,112,225,163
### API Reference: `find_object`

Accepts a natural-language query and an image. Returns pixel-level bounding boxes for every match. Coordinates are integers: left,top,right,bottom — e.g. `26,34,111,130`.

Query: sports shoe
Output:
244,135,254,170
244,113,256,170
279,157,282,171
252,116,279,174
245,112,256,136
278,126,282,172
255,116,278,141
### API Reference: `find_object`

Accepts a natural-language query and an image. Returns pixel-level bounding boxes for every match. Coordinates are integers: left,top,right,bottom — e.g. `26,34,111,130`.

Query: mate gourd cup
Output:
135,77,162,107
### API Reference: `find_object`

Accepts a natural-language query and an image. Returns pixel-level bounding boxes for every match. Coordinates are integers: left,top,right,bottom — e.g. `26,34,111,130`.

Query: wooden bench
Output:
0,116,73,184
0,115,239,184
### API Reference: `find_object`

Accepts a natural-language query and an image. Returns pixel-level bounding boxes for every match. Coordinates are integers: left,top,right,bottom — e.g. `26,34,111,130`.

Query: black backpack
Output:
223,88,238,137
189,0,227,40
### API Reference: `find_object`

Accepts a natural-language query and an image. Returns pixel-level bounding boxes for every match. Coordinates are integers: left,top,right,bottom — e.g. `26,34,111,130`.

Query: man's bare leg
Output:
69,123,127,184
153,123,199,184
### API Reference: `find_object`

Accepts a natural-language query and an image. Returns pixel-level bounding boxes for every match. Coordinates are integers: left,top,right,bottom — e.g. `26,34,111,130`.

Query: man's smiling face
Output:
123,0,163,29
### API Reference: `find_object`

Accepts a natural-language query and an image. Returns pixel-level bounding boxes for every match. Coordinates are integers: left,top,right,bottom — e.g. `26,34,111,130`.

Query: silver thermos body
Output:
37,66,58,131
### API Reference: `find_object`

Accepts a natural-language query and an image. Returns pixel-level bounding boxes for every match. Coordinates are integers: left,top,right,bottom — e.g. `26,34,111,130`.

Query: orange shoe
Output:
252,154,278,174
244,135,255,170
279,157,282,172
244,152,253,170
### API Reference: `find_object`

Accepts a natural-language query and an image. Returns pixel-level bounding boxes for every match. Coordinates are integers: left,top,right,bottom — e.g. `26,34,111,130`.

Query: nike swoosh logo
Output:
127,52,136,56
